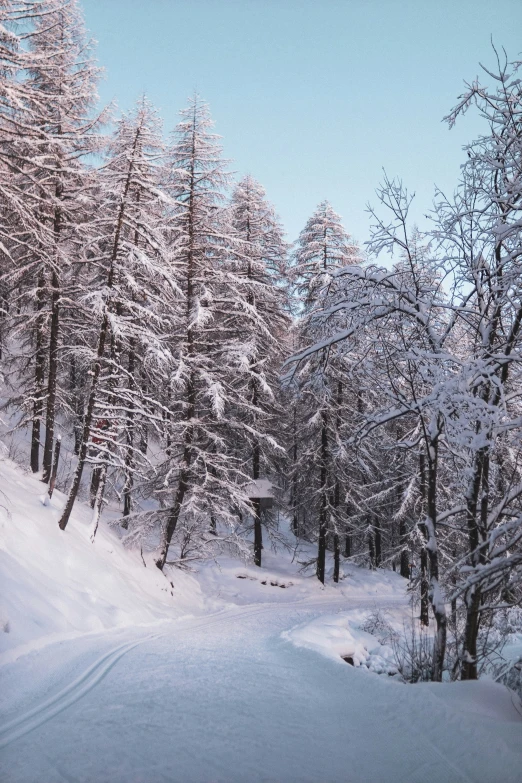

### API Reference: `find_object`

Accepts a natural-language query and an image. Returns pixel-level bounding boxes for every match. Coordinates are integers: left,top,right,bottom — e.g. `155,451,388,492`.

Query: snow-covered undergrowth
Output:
0,457,204,664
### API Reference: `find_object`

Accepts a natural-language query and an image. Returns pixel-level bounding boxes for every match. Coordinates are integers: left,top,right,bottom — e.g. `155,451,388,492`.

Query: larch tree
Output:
290,200,360,583
57,97,172,533
0,0,104,479
228,174,290,566
153,96,251,571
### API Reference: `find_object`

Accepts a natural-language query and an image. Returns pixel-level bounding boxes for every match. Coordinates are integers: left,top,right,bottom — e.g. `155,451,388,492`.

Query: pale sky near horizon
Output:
81,0,521,251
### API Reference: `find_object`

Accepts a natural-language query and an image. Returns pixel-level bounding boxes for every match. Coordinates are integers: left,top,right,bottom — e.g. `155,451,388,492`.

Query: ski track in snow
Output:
1,594,521,782
0,635,162,748
0,595,398,749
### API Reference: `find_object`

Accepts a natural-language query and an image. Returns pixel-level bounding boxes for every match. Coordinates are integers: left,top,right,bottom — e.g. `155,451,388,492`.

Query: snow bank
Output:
423,679,522,723
282,612,398,673
0,458,203,663
283,611,522,724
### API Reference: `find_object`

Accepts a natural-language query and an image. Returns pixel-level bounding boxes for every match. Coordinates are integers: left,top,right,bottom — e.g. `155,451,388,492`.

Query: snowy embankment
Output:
0,451,408,666
0,457,203,664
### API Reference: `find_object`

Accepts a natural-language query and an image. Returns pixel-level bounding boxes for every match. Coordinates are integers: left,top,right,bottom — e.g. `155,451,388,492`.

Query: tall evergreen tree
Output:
154,97,251,570
0,0,104,478
290,201,360,583
58,97,171,532
228,174,290,565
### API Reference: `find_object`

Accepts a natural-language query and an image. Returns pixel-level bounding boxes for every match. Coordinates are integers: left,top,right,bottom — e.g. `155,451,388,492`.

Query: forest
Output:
1,0,521,689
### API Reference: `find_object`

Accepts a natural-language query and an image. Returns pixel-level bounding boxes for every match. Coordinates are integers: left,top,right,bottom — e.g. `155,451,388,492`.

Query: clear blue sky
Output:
82,0,521,249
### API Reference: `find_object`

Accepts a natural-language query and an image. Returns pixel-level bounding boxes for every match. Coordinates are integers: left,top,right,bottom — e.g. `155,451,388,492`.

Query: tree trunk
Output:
419,451,430,626
251,364,262,566
374,516,382,567
332,476,340,583
424,431,446,682
42,269,60,483
122,343,136,524
420,547,430,626
316,410,328,584
461,448,487,680
399,517,410,579
291,405,299,536
333,533,340,583
155,456,191,570
48,436,61,499
30,272,46,473
58,313,109,530
70,355,83,455
90,462,107,542
368,526,375,569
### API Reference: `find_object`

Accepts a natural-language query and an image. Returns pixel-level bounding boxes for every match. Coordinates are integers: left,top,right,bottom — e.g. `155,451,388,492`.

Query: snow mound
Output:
424,679,522,723
0,458,203,664
282,612,398,673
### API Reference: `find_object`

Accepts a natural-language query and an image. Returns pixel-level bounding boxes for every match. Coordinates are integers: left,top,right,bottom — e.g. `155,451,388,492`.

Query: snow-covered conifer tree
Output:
0,0,104,479
57,97,172,533
227,174,290,565
153,97,253,571
289,201,360,583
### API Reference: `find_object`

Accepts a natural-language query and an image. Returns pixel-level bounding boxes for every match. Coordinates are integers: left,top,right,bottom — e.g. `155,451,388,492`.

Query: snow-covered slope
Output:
0,457,203,664
0,452,411,667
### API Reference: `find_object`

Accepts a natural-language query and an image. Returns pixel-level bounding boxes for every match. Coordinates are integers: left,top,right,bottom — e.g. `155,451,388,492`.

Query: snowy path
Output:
1,595,520,783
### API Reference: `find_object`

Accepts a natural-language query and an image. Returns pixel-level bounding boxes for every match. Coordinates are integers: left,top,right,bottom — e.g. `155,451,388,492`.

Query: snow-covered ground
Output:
0,457,204,665
1,457,521,783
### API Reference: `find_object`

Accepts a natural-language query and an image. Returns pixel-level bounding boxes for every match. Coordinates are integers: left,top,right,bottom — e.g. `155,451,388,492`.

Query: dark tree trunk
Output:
423,432,446,682
48,436,61,499
333,475,340,583
90,465,101,508
316,410,328,584
344,502,352,557
90,462,107,542
420,547,430,626
253,498,262,567
42,269,60,483
122,343,136,524
155,456,191,570
461,448,488,680
155,362,195,570
374,516,382,566
333,533,340,583
251,364,262,566
368,526,375,569
461,587,482,680
58,312,109,530
156,120,200,571
70,356,83,455
419,451,430,626
30,272,46,474
252,431,262,567
291,405,299,536
399,515,410,579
